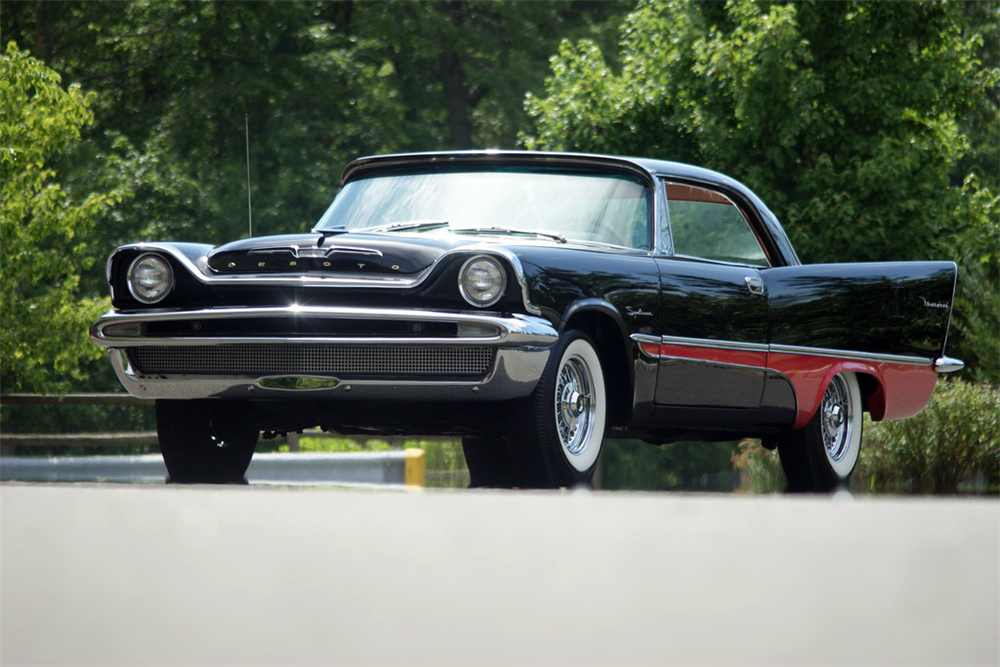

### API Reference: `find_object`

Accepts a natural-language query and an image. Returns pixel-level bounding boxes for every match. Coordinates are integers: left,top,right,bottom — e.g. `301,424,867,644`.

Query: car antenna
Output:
245,113,253,238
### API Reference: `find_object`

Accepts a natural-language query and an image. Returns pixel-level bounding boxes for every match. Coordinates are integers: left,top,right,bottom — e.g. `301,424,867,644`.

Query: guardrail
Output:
0,450,427,486
0,394,428,486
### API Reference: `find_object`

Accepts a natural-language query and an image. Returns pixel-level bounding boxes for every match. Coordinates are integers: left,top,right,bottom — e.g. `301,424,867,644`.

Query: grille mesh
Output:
130,345,494,377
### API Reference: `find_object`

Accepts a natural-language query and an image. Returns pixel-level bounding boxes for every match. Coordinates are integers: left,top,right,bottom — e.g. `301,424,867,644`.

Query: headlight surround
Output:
127,253,174,304
459,255,507,308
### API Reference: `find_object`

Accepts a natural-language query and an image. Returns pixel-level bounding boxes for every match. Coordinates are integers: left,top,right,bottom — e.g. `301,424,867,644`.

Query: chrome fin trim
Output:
934,356,965,373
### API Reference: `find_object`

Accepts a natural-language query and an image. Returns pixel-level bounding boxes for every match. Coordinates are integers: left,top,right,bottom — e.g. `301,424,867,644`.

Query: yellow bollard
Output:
404,448,426,487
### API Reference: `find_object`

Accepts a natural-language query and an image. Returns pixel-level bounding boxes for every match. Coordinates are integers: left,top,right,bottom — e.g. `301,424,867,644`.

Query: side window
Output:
664,182,769,267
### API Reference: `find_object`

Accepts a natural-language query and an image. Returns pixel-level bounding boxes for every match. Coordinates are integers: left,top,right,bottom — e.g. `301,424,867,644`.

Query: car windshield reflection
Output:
316,168,650,249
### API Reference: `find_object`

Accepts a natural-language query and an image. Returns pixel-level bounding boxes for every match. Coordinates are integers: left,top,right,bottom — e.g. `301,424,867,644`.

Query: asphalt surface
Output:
2,482,998,666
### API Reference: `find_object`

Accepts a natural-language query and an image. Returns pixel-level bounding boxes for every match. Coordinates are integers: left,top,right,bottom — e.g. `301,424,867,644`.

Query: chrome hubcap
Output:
556,357,593,455
821,376,852,462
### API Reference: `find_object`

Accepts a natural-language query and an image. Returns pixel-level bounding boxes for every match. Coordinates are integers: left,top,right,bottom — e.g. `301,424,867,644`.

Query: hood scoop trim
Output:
248,244,384,260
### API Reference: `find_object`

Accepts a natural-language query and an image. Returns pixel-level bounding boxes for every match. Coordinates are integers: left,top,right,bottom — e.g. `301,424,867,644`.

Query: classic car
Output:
90,150,963,491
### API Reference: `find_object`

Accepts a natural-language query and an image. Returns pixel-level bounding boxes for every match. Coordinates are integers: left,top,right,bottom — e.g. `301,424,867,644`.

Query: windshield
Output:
315,168,651,249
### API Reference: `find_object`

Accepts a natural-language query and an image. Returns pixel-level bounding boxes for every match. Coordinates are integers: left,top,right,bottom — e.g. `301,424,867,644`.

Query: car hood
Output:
206,231,627,279
207,232,499,277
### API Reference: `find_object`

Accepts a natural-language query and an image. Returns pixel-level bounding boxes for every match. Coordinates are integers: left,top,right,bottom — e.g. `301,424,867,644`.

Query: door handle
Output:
745,276,765,295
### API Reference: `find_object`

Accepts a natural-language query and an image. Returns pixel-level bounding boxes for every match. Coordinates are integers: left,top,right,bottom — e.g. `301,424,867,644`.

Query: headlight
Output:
459,255,506,308
127,253,174,304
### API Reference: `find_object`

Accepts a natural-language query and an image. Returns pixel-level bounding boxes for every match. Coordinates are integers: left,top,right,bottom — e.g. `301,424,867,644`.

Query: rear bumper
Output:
91,306,557,401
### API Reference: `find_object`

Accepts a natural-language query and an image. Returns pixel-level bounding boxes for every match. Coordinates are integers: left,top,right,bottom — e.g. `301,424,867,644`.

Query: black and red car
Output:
90,151,962,490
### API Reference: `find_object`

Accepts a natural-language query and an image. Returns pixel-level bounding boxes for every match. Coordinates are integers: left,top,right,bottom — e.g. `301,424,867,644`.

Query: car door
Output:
651,181,771,409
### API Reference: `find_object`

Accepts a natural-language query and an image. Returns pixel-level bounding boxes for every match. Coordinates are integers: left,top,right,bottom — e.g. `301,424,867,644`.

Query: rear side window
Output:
664,182,769,267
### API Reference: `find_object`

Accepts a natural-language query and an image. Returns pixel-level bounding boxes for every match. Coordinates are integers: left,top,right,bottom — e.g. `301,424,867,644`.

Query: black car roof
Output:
344,150,766,213
344,150,725,183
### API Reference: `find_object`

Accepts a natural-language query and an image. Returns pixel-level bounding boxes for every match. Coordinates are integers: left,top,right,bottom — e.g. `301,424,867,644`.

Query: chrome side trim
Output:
769,344,932,366
631,334,933,367
109,242,543,315
630,333,661,346
661,335,770,354
934,356,965,373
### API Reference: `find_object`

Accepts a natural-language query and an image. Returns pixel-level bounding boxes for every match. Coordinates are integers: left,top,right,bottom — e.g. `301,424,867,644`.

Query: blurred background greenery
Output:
2,1,996,492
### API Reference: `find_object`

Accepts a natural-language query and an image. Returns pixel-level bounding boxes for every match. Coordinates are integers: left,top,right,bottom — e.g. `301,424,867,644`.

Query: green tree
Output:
2,1,633,249
525,0,998,380
349,1,630,150
0,42,123,392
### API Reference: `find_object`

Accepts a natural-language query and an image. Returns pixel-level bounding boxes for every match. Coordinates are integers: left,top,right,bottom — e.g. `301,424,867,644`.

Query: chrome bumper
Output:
91,306,558,401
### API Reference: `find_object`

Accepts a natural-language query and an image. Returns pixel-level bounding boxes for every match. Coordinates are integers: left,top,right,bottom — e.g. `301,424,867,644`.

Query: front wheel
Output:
507,330,607,488
778,372,863,493
156,400,259,484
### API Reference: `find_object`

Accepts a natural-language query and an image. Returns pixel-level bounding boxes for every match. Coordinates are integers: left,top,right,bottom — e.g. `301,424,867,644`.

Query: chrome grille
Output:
130,345,495,377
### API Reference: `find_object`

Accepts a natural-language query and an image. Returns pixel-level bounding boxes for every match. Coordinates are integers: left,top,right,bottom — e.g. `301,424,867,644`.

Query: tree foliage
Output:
525,0,999,380
0,42,122,392
3,0,631,248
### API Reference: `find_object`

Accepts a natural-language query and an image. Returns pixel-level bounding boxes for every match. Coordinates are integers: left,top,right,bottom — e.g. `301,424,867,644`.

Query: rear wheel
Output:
156,400,259,484
507,330,606,488
778,372,863,493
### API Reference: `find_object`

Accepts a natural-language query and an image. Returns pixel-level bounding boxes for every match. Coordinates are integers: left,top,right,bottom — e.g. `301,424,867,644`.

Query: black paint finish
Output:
96,151,959,442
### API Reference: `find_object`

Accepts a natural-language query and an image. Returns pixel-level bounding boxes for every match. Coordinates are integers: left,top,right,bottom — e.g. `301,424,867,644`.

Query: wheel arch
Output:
794,362,884,429
854,371,885,421
560,299,633,427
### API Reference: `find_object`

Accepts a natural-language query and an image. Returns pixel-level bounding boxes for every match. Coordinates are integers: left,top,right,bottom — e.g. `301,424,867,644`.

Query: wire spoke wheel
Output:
507,330,606,488
555,356,596,458
778,372,863,493
821,375,853,464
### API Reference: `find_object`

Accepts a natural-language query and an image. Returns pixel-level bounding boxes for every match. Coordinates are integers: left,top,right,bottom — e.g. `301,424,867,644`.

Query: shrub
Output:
734,379,1000,494
858,379,1000,494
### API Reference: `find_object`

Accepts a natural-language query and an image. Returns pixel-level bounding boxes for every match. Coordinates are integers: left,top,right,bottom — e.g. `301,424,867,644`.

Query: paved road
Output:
3,482,997,666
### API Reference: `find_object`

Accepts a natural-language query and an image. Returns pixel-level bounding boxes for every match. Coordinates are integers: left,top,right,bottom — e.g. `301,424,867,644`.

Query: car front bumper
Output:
90,305,558,401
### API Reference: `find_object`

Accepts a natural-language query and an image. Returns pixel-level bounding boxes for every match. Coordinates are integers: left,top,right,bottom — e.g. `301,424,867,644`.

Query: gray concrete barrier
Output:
0,450,425,485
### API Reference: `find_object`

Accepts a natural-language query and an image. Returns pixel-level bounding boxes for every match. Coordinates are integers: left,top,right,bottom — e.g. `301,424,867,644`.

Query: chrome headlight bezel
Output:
458,255,507,308
127,252,174,304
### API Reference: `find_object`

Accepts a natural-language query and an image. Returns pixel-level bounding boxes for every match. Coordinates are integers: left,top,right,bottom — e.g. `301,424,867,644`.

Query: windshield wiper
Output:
454,226,567,244
358,220,450,233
